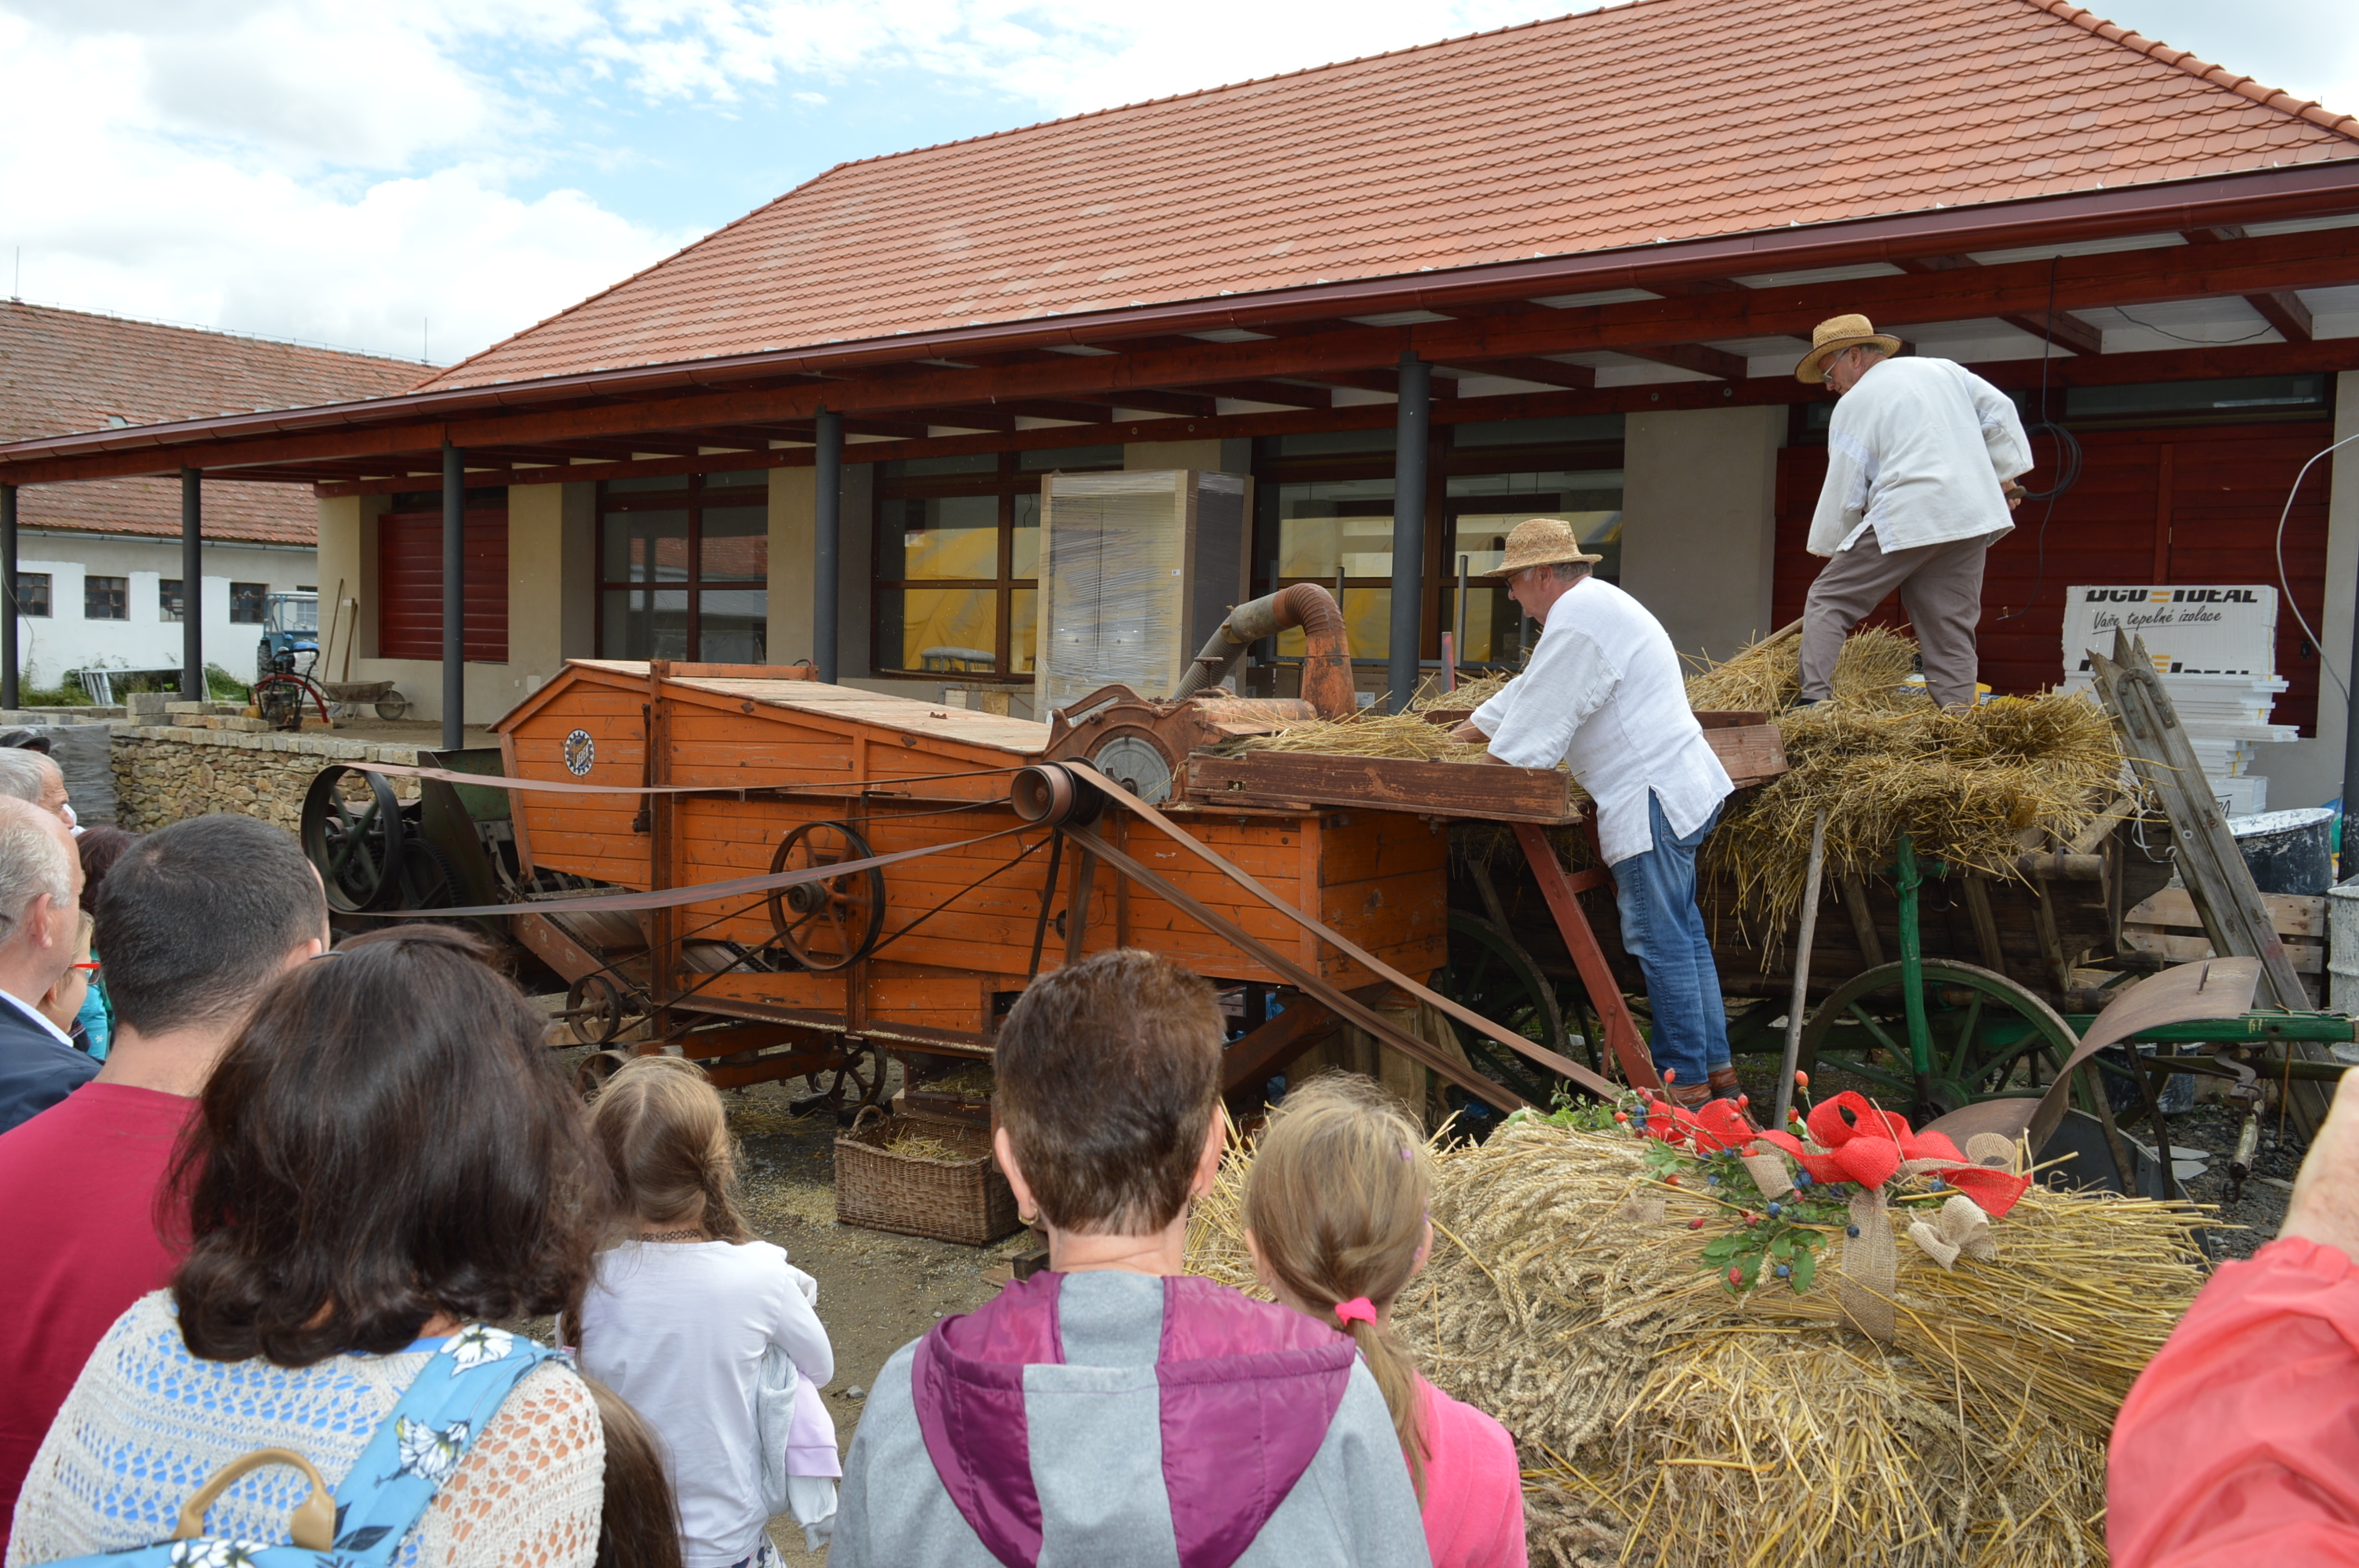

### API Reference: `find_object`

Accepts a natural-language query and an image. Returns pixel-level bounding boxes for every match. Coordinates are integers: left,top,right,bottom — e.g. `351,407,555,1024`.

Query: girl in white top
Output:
572,1058,835,1568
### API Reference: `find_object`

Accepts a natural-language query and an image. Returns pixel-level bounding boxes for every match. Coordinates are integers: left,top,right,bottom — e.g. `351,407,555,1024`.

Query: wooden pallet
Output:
2124,886,2325,993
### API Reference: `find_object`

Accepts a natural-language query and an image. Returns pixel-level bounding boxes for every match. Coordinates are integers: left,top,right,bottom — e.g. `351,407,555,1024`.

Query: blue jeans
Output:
1613,790,1730,1091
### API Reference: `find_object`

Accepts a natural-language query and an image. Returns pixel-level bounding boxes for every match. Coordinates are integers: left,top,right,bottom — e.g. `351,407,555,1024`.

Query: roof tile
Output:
2,303,423,543
420,0,2357,394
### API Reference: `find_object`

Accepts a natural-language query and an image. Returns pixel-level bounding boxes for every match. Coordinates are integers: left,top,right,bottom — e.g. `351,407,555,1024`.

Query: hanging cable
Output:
2274,430,2359,708
1993,258,2082,622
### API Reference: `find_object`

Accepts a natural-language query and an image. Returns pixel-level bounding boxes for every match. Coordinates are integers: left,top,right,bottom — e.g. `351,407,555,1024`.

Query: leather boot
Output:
1707,1064,1744,1103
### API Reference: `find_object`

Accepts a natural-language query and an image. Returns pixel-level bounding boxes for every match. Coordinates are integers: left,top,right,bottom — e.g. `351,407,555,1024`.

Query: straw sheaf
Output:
1186,1117,2205,1568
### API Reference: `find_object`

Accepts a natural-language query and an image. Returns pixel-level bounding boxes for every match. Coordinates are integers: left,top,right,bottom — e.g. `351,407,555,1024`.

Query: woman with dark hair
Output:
832,948,1428,1568
66,825,137,1059
7,926,658,1568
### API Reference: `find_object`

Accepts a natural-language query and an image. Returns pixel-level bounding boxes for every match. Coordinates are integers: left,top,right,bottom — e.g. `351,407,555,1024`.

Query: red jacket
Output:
2110,1236,2359,1566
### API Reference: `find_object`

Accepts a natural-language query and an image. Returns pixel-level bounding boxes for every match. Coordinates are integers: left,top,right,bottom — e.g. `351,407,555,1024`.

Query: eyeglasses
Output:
67,960,99,973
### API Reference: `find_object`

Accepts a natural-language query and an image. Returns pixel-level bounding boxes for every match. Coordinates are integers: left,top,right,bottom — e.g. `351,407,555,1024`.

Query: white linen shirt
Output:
1470,575,1731,866
1808,356,2033,557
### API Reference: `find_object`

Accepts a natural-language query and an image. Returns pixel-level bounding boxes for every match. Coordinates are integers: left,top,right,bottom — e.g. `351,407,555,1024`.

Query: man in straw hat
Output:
1794,314,2031,710
1448,519,1738,1106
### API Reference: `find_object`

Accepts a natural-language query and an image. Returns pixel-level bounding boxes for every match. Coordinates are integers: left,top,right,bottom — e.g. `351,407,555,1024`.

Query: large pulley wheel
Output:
807,1040,886,1114
1798,958,2080,1119
1087,731,1176,804
300,765,406,913
767,821,886,971
565,973,627,1046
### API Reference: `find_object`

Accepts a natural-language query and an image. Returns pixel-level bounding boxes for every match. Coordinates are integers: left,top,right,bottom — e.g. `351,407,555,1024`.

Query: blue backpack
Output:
52,1323,567,1568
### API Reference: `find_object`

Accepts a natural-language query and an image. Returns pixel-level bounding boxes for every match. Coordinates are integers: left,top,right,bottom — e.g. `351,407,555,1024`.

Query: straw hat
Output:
1794,313,1903,384
1484,517,1602,579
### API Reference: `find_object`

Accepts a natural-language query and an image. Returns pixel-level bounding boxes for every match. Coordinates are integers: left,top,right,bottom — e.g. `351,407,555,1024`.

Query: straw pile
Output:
1187,1112,2205,1568
1696,631,2124,933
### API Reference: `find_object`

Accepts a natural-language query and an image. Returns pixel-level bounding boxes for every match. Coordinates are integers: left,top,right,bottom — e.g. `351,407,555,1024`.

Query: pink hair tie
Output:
1333,1297,1377,1327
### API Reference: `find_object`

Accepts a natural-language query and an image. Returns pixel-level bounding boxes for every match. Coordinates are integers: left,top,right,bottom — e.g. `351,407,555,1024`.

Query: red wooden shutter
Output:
378,510,509,662
1771,420,2333,732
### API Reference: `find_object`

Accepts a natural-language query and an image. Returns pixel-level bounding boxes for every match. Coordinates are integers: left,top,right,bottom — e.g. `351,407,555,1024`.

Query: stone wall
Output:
111,721,421,833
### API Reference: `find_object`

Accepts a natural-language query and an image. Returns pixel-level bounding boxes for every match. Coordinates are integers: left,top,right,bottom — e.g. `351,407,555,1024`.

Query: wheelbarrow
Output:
322,680,408,721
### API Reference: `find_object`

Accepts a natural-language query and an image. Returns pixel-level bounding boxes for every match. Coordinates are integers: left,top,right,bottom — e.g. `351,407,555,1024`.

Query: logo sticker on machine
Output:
563,728,596,776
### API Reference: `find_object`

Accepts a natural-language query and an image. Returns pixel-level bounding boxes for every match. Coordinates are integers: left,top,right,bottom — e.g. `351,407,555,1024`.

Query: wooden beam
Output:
2001,307,2106,357
1078,388,1219,417
304,334,2356,498
1442,355,1598,389
1646,278,1747,296
1618,342,1749,380
2246,290,2314,342
1176,379,1334,408
24,228,2359,487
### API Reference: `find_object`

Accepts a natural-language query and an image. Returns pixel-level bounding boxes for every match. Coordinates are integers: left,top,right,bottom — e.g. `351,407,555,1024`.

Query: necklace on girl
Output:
638,1227,707,1243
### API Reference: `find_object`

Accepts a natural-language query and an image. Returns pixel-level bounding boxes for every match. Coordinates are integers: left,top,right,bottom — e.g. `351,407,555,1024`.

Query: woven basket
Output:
835,1107,1021,1246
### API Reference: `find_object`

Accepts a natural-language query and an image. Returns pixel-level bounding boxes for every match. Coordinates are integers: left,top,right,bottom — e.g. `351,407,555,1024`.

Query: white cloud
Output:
0,2,692,364
1,0,2352,371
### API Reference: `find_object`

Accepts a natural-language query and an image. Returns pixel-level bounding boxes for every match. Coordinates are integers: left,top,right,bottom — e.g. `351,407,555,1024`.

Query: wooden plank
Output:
1188,752,1576,823
2124,927,2324,975
2128,886,2325,939
1709,724,1788,789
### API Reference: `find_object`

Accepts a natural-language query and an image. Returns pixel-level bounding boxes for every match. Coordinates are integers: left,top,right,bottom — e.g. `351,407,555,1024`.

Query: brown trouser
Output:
1798,528,1994,709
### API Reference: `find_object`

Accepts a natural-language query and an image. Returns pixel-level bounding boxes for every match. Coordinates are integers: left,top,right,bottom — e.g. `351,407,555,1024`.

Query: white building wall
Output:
12,532,315,691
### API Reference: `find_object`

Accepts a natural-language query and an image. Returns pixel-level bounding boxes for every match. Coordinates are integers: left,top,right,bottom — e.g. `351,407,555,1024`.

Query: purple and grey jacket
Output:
831,1269,1431,1568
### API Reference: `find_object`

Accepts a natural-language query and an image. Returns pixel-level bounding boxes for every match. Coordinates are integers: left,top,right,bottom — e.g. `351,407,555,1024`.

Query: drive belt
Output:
1063,763,1623,1107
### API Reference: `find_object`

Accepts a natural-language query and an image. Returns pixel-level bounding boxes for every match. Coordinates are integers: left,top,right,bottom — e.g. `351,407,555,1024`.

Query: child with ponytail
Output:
1244,1075,1528,1568
573,1057,838,1568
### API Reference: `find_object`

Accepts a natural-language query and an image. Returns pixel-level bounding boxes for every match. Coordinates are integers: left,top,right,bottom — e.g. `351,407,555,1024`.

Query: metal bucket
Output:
2330,877,2359,1013
2227,806,2335,895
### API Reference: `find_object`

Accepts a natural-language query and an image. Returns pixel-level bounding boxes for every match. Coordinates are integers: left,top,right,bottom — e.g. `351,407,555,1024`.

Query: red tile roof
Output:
423,0,2359,393
1,302,423,544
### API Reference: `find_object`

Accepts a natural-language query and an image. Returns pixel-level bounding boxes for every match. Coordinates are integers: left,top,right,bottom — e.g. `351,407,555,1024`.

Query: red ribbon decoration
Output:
1756,1091,2031,1218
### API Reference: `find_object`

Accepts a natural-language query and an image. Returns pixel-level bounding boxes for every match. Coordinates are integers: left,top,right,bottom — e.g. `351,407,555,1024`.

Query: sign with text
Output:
2062,586,2277,677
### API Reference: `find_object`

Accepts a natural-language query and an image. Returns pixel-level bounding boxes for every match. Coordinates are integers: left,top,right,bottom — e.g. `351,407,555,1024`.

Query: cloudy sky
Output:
2,0,2354,368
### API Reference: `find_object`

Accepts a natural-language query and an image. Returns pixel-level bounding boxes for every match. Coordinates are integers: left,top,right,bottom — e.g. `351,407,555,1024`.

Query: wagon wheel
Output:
1797,958,2079,1120
806,1039,886,1115
575,1048,633,1098
767,821,886,971
565,972,627,1047
1433,910,1569,1109
300,765,406,913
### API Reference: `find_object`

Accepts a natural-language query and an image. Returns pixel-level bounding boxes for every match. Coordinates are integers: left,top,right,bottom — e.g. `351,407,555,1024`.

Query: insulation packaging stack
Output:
2059,586,2293,815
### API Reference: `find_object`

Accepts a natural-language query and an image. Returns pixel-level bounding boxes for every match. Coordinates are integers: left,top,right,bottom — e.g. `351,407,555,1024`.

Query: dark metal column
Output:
813,408,842,684
180,468,203,701
442,441,464,750
0,484,16,711
1386,351,1431,713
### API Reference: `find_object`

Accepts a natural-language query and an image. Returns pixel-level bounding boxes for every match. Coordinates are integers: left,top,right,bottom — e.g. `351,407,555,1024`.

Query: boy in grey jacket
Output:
830,948,1430,1568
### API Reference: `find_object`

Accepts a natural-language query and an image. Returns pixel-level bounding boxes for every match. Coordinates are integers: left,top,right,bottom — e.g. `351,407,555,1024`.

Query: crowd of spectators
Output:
2,750,2349,1566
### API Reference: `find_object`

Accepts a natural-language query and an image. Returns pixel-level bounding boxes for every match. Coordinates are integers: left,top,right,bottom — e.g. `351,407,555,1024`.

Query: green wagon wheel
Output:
300,764,407,913
1434,910,1568,1107
1797,958,2077,1118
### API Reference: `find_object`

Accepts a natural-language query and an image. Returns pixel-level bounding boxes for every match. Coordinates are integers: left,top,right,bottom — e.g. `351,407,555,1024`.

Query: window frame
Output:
594,474,771,662
1251,426,1627,671
84,575,128,622
14,573,50,619
228,582,267,624
871,448,1122,681
159,578,184,623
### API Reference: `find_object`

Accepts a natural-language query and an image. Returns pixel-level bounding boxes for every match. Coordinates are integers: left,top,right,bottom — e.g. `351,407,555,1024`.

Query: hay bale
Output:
1187,1111,2205,1568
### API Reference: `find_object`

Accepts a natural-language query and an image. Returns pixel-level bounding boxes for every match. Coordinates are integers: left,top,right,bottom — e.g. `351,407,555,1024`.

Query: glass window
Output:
872,452,1073,679
1265,428,1397,459
1270,476,1394,657
85,576,127,621
229,582,267,623
1453,414,1627,448
883,495,1000,580
881,453,998,479
1018,444,1125,471
2065,374,2329,421
1444,470,1624,655
15,573,49,619
159,579,184,622
703,467,771,488
596,478,769,662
